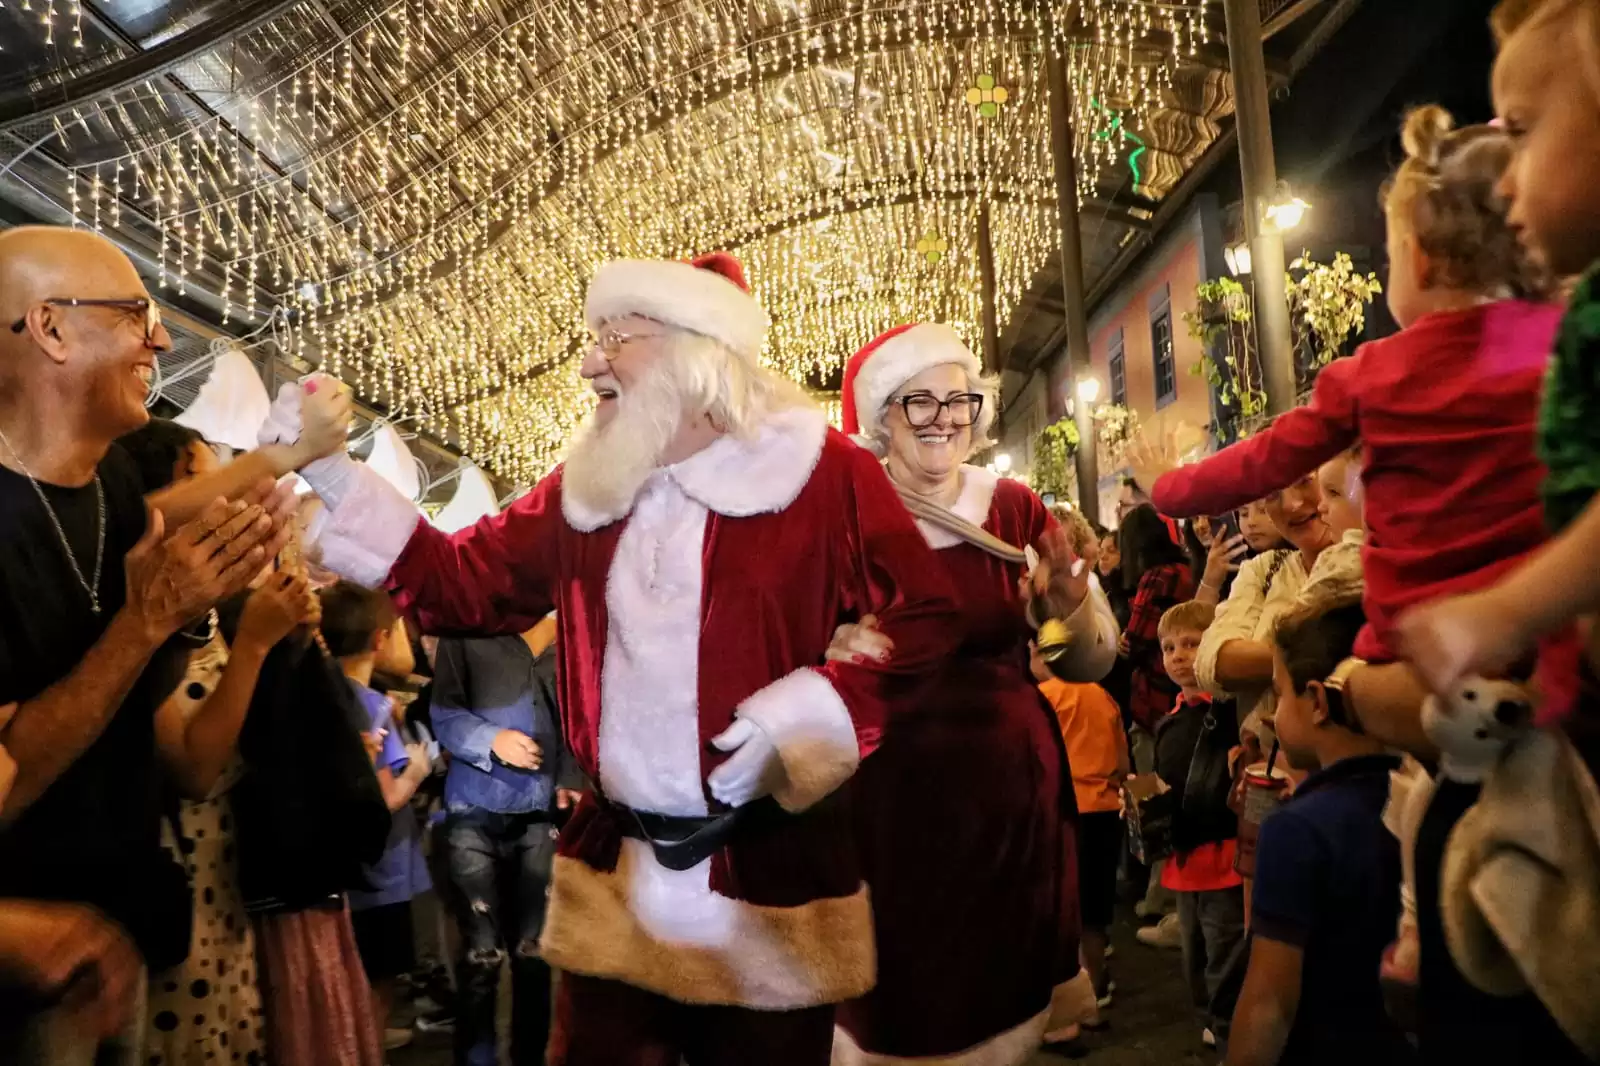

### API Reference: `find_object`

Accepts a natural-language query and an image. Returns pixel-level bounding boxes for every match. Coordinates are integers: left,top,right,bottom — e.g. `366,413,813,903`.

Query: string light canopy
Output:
17,0,1228,484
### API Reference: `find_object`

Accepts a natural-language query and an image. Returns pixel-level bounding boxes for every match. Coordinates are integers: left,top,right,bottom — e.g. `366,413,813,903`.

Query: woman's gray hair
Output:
860,366,1001,459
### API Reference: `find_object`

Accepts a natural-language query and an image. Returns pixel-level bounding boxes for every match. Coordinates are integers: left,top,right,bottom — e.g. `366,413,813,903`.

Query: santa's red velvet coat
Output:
314,405,960,1010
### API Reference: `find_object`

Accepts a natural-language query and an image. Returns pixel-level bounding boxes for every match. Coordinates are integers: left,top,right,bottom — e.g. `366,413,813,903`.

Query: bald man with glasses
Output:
0,225,350,1065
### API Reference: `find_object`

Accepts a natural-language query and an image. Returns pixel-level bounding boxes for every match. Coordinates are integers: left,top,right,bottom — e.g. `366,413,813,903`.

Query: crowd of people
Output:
2,2,1600,1065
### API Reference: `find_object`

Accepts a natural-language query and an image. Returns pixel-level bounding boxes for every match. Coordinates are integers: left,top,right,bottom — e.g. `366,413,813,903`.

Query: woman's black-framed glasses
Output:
894,392,984,428
10,298,162,343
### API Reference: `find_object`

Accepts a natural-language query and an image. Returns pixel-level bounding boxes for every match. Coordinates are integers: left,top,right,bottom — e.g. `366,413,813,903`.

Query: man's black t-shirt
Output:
0,443,189,963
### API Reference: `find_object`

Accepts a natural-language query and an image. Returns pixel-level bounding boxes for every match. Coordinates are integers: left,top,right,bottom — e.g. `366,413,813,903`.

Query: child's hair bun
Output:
1401,104,1456,169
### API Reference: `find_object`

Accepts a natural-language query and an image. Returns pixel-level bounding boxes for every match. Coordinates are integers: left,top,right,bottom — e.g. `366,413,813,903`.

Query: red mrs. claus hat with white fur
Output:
584,252,770,361
841,322,983,456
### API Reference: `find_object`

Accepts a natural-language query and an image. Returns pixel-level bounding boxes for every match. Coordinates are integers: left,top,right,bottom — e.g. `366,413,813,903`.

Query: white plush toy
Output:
1382,677,1534,988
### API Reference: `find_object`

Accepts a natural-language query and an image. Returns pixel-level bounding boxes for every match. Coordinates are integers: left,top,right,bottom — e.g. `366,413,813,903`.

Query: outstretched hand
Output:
1125,425,1186,498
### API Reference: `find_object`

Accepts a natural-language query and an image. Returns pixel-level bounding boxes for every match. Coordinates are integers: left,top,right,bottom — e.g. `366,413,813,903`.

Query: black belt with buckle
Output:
611,795,787,871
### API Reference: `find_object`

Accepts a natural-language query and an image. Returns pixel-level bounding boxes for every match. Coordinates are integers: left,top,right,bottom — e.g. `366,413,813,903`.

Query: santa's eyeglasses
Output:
10,297,162,343
892,392,984,428
591,328,665,361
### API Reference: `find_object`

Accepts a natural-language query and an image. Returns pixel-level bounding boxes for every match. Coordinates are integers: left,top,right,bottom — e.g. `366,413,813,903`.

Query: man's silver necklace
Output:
0,423,105,615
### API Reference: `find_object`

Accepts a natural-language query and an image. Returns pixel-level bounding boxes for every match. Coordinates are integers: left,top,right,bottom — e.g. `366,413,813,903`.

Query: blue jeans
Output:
1177,886,1246,1038
444,809,557,1066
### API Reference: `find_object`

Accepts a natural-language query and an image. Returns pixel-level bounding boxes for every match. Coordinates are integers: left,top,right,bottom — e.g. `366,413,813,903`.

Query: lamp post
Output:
1223,0,1297,416
1046,44,1101,525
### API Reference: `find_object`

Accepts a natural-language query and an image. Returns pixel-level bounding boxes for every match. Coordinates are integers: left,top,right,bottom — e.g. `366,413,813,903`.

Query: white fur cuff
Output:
311,461,423,588
737,668,860,812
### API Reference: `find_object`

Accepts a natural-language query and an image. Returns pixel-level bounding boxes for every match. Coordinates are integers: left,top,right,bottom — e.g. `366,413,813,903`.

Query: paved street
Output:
395,905,1213,1066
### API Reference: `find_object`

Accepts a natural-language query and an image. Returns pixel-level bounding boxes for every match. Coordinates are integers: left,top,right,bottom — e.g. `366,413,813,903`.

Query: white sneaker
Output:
1135,912,1183,949
383,1028,414,1051
1202,1027,1217,1048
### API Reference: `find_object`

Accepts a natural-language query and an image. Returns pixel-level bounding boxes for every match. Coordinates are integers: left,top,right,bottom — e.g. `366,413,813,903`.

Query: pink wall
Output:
1048,210,1217,517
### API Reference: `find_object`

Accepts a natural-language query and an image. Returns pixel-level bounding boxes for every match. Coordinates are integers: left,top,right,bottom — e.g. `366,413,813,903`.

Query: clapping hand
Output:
237,571,318,650
125,497,292,642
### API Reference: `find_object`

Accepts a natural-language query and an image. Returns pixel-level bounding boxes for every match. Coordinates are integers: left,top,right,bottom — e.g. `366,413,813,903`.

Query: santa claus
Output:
827,324,1119,1065
264,254,965,1065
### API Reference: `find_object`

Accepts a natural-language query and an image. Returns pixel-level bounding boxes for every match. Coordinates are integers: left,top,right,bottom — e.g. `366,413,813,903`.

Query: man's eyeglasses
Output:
590,328,664,361
893,392,984,428
10,298,162,343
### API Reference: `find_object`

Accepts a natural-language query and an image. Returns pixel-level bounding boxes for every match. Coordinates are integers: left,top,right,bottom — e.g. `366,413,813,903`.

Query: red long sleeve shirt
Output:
1151,301,1562,661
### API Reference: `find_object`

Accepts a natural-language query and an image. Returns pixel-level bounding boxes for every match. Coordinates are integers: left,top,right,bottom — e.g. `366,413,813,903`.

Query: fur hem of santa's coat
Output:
540,851,876,1010
830,1007,1049,1066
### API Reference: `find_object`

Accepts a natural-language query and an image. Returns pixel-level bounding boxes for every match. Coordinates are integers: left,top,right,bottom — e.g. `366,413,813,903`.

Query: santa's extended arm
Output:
723,440,961,814
263,379,557,636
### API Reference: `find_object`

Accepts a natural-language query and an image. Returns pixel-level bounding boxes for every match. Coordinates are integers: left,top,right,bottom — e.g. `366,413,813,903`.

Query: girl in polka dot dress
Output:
147,568,320,1066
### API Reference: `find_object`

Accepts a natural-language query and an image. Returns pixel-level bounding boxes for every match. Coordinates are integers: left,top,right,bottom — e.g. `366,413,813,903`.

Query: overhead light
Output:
1077,376,1102,403
1264,183,1310,232
994,452,1012,474
1225,241,1253,276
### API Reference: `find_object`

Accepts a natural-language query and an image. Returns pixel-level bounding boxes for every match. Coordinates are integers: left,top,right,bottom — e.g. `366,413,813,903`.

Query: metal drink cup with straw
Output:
1234,740,1291,878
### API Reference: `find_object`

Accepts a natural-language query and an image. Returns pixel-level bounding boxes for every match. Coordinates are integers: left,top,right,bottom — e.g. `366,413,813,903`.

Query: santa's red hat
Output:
841,323,984,456
585,252,769,360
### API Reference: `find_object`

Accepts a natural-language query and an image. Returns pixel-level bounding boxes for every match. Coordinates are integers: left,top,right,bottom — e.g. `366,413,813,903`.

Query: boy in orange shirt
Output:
1032,644,1129,1009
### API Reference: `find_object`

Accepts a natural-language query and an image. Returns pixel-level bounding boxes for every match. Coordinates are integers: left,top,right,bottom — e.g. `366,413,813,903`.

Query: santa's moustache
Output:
561,342,697,518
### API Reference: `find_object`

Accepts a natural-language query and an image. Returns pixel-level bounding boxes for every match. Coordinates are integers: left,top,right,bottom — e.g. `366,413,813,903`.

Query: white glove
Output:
707,718,786,808
259,375,361,508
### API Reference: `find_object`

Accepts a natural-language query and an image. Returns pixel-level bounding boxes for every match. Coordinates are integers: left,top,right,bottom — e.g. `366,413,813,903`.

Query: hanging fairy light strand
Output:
50,0,1218,482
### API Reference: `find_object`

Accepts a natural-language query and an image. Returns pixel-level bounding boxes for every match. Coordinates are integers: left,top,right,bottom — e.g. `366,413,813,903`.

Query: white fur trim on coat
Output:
585,259,770,360
596,472,712,817
308,459,424,588
831,1006,1050,1066
562,404,829,531
737,668,861,812
916,464,999,551
852,323,982,440
541,850,876,1009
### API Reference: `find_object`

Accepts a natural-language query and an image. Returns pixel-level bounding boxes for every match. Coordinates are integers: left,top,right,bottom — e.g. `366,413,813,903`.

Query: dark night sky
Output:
1200,0,1503,337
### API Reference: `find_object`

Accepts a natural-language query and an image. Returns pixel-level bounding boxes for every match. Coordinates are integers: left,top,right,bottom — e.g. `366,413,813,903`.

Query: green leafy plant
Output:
1093,402,1141,460
1184,277,1266,422
1031,417,1080,500
1289,251,1383,368
1187,252,1381,439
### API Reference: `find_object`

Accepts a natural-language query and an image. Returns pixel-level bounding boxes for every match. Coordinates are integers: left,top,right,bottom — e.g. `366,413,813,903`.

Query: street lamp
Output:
993,452,1013,475
1224,241,1253,276
1076,376,1102,404
1264,182,1311,233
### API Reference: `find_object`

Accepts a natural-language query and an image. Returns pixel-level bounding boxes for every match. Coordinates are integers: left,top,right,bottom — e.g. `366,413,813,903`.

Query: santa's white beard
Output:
562,354,690,520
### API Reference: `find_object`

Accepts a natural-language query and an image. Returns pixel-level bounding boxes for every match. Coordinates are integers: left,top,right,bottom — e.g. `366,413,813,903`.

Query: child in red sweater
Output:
1131,106,1558,730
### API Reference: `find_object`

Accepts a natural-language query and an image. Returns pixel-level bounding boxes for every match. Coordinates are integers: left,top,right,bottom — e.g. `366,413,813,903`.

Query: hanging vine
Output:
1187,251,1382,439
1031,416,1081,500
